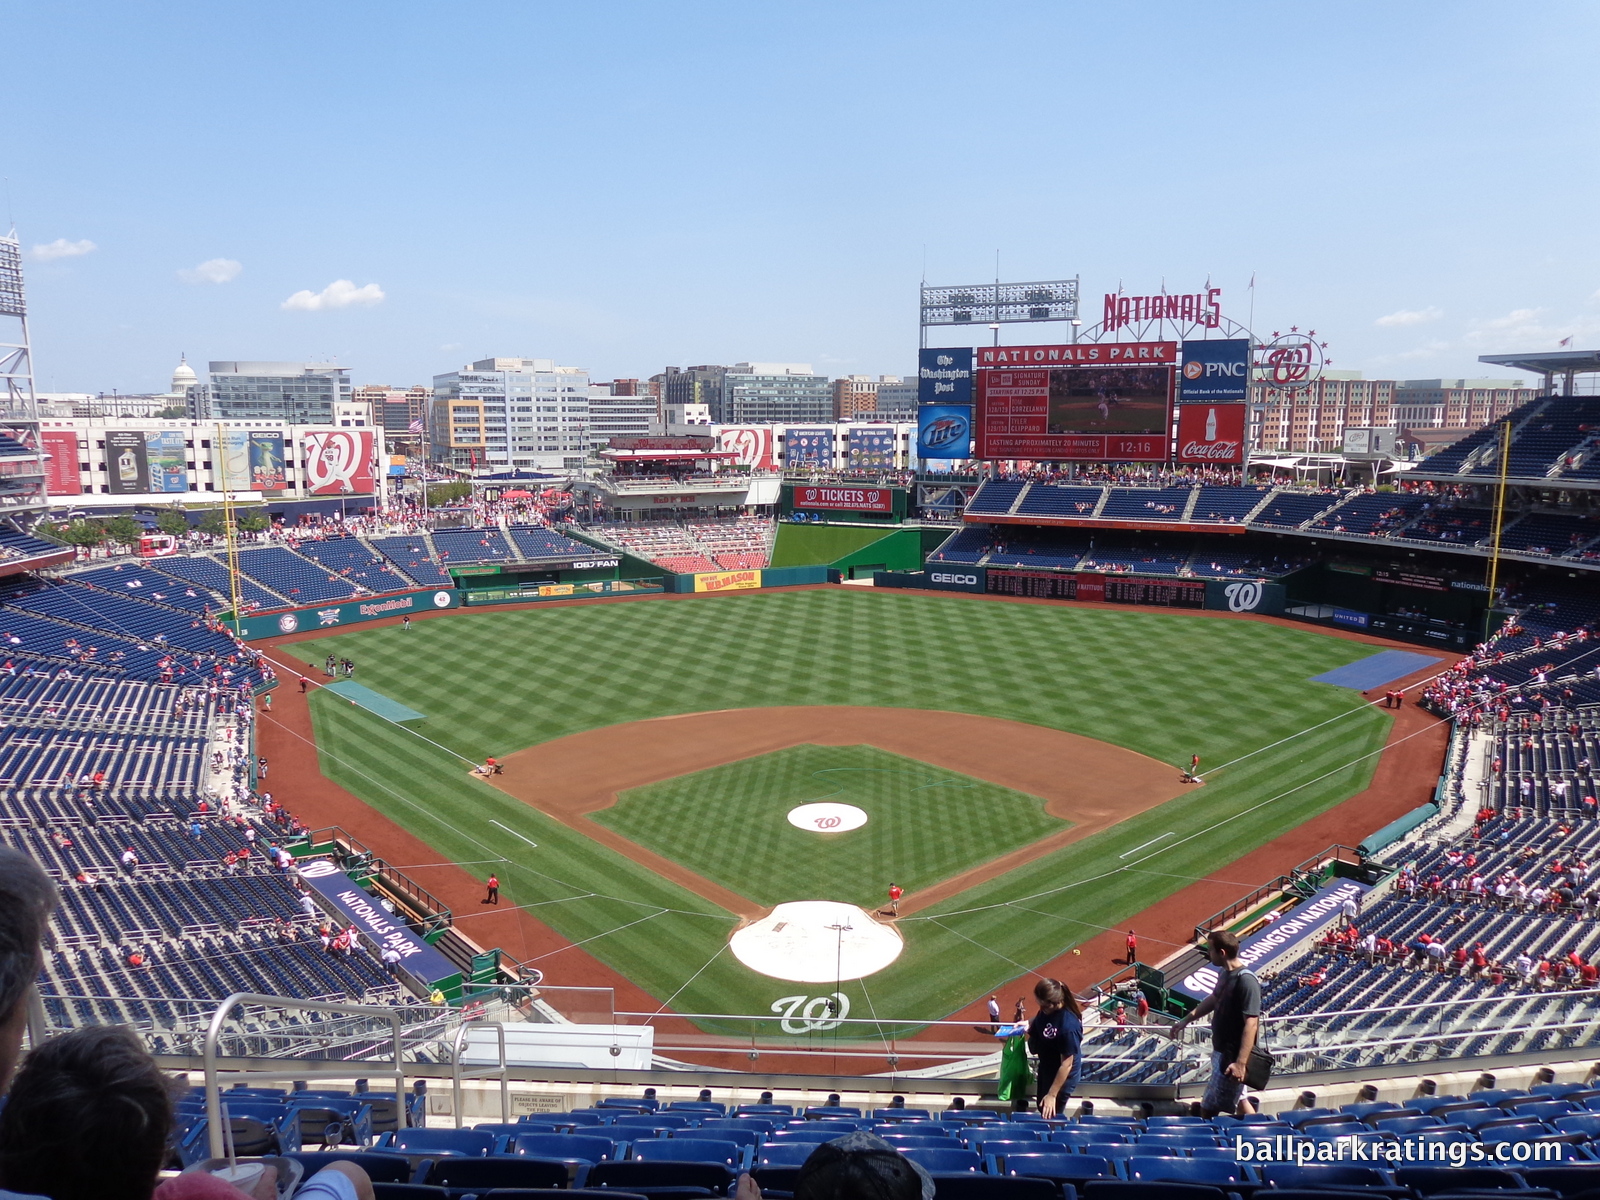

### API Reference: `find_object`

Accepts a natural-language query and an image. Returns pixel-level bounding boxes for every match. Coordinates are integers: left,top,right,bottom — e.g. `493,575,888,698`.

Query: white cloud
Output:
1375,306,1442,327
30,238,96,261
1461,307,1600,349
178,257,242,285
281,279,385,312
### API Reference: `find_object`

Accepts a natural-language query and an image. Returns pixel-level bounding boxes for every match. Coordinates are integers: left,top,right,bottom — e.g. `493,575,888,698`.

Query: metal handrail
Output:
202,992,407,1160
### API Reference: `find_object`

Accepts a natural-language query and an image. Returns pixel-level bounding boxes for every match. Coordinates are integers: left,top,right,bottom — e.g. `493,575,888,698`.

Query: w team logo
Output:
1224,581,1264,612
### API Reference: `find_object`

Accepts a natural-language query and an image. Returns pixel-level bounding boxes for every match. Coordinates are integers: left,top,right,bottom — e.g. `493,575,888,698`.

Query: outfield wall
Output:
876,567,1289,616
231,588,461,639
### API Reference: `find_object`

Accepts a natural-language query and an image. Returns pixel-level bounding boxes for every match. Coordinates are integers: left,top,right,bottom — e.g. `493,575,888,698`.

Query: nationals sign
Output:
794,485,893,513
1175,404,1246,465
302,430,376,494
717,426,777,470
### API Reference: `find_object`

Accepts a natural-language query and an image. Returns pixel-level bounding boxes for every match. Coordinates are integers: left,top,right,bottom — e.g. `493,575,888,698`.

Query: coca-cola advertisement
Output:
1175,403,1246,465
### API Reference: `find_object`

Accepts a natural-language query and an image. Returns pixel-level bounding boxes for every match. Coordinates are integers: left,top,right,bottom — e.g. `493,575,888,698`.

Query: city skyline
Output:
8,1,1599,394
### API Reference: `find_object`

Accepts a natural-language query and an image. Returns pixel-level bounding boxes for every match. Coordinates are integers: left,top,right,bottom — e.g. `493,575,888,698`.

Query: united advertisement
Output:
916,405,972,460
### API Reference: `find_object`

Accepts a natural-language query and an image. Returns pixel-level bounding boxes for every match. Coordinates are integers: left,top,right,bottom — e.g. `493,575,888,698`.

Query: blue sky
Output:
10,1,1598,392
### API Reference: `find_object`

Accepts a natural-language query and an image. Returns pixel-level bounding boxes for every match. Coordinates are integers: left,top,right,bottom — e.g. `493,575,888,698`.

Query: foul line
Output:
490,819,539,849
1119,832,1173,858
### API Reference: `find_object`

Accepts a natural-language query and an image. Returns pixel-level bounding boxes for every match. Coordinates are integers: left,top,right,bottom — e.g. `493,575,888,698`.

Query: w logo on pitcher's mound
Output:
815,815,842,830
1224,581,1264,612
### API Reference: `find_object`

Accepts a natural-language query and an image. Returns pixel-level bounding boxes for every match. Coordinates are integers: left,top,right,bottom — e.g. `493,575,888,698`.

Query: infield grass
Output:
593,744,1065,909
288,588,1392,1026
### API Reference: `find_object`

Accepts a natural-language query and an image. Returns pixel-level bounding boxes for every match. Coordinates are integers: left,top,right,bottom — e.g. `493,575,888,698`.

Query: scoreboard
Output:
986,569,1205,609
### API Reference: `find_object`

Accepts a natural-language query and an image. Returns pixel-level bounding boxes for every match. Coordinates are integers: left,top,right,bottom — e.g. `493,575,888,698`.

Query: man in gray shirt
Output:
1168,928,1262,1117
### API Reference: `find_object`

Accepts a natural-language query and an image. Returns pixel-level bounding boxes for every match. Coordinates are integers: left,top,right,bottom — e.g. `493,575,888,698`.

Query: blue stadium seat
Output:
929,1175,1060,1200
380,1128,496,1157
283,1152,415,1184
511,1134,623,1163
630,1138,746,1169
1005,1154,1120,1186
422,1158,571,1192
756,1143,818,1167
898,1148,983,1173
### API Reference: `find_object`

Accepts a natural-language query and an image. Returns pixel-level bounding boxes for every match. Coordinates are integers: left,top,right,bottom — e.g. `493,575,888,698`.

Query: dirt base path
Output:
482,706,1192,921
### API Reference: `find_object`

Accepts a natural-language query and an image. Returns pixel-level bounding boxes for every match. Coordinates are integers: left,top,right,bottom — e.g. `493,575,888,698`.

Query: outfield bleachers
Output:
235,547,361,605
508,524,603,560
295,537,416,593
369,536,454,587
431,527,516,564
149,555,286,611
70,563,220,613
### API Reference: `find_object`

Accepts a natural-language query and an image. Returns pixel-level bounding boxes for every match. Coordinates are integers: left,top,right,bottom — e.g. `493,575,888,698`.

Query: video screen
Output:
1047,366,1172,436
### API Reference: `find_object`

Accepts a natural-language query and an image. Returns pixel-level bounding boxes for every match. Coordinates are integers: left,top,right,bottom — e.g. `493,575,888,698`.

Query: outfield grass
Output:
593,744,1065,908
289,588,1391,1025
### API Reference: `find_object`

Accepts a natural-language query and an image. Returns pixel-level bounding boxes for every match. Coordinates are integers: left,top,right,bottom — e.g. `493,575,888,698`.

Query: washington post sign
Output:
919,347,974,406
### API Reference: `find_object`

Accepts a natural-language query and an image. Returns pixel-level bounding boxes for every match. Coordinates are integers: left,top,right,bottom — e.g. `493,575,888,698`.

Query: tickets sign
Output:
793,485,893,513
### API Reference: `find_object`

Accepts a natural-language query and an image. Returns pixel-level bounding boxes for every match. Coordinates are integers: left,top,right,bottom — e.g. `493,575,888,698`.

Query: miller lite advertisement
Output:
916,405,972,459
1175,404,1246,465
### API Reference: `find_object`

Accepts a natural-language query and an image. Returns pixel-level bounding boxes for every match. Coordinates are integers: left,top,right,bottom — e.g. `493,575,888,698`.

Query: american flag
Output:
408,418,425,434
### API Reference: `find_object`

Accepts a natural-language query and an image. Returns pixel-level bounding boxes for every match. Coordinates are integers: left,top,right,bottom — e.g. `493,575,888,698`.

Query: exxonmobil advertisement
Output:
1175,404,1246,465
793,485,893,513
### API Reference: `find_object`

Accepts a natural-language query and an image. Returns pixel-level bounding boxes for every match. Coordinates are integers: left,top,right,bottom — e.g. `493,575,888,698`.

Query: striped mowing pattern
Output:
291,589,1390,1024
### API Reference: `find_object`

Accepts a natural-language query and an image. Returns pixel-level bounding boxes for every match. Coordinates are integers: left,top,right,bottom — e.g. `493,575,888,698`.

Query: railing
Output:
1192,845,1366,942
301,826,453,936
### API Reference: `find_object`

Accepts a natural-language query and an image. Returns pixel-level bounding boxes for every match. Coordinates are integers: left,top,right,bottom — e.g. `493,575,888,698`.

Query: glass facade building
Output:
430,357,590,470
191,362,353,424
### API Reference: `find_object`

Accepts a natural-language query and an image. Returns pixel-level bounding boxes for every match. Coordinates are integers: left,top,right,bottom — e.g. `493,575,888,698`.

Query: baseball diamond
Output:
270,586,1395,1023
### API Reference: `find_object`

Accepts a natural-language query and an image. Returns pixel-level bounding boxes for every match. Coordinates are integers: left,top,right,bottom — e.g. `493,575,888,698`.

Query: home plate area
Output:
729,901,903,982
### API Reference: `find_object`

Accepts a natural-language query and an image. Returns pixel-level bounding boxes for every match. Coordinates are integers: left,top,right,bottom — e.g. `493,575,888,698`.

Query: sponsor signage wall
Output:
792,485,894,514
917,405,972,459
248,433,288,491
975,343,1176,462
1175,404,1247,465
105,430,151,494
303,430,376,495
233,588,459,639
918,347,974,406
1203,579,1286,616
785,428,835,467
295,859,458,984
717,426,777,470
146,430,188,493
847,426,896,469
1178,338,1251,402
693,569,762,593
40,430,81,495
1174,879,1370,1000
985,569,1205,608
920,568,986,592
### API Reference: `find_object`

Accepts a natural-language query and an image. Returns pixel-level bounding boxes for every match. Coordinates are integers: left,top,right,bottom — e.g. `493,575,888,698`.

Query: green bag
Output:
996,1034,1033,1103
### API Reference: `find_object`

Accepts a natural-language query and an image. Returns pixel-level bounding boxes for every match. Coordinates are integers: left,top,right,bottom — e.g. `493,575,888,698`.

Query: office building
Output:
660,365,728,421
430,357,589,471
1249,373,1530,454
189,361,353,424
832,375,903,420
723,363,832,424
872,378,919,417
587,383,659,448
355,384,432,436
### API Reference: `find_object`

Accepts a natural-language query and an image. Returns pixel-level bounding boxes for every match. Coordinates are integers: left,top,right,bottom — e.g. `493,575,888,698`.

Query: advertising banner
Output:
918,347,974,406
217,430,250,491
976,367,1172,461
978,342,1178,368
295,859,458,984
847,426,896,469
1178,338,1251,402
105,430,150,495
232,588,459,639
792,485,894,514
919,568,986,592
1175,404,1246,465
693,569,761,592
1174,878,1370,1000
145,430,188,493
717,426,776,470
1203,579,1286,616
917,405,972,460
785,428,834,467
40,430,81,496
302,430,376,495
248,433,288,491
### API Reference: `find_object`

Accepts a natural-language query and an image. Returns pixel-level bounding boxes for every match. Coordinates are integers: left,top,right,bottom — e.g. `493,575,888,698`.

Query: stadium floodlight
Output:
920,279,1080,331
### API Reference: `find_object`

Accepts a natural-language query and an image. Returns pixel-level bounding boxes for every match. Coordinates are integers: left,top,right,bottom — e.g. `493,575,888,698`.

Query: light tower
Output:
0,230,49,513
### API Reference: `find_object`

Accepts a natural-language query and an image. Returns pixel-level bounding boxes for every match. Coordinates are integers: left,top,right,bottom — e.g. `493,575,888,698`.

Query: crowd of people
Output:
1420,614,1598,722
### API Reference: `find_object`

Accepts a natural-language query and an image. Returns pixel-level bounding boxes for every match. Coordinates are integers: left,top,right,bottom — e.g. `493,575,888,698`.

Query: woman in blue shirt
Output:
1025,978,1084,1119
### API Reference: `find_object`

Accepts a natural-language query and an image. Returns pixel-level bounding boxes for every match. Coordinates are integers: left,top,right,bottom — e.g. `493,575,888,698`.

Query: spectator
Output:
0,847,57,1098
1026,977,1083,1119
770,1131,925,1200
1168,928,1262,1118
0,1025,172,1200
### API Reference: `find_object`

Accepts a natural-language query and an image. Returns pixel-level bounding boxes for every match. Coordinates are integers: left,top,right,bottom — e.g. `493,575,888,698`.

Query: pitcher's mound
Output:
787,802,868,833
730,901,903,982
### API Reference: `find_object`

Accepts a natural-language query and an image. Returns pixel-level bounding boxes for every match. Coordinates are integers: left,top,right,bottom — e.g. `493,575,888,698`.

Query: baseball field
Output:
275,587,1392,1028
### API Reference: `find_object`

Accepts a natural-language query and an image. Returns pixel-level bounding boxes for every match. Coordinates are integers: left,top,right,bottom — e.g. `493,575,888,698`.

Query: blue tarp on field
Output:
322,680,425,722
1312,649,1443,691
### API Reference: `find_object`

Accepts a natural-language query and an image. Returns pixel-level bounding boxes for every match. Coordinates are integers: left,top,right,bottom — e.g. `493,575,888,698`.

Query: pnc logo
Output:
1183,360,1205,380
